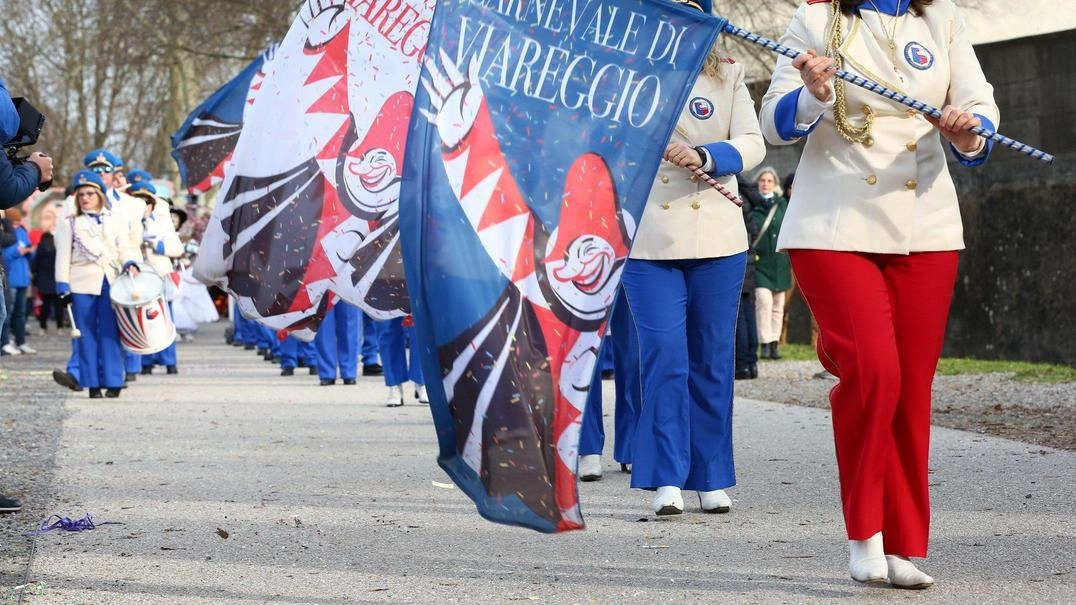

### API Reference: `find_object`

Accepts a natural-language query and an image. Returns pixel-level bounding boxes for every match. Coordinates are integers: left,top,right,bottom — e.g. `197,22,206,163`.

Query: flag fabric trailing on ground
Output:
193,0,435,335
171,45,276,196
400,0,723,532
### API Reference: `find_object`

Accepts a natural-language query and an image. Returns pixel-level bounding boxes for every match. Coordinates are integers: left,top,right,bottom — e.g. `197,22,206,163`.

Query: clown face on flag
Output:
400,0,723,532
194,0,435,333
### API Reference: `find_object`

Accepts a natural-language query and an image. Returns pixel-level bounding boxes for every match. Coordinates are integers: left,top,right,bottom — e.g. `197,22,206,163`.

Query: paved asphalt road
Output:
17,322,1076,604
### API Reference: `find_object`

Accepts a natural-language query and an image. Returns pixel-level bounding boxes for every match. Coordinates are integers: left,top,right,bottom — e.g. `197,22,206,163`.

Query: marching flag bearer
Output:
759,0,999,588
313,299,360,386
55,171,141,398
128,180,183,374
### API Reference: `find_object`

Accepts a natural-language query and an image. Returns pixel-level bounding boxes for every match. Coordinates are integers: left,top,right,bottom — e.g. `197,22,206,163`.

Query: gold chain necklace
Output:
865,0,905,69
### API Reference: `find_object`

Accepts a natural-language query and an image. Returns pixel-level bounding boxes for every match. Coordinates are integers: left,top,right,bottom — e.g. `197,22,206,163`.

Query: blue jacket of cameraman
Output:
0,76,41,208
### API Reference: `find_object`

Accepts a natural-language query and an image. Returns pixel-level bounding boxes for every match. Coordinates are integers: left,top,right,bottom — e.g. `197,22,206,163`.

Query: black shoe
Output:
141,366,153,375
89,388,103,399
0,494,22,513
297,359,307,368
256,348,268,356
244,344,255,350
53,369,83,392
308,366,318,375
263,351,274,361
281,367,295,376
166,365,178,375
600,369,615,380
125,372,138,382
749,365,758,379
343,378,356,385
105,388,121,398
362,363,384,376
770,343,782,360
759,342,771,359
319,379,335,386
735,368,752,380
620,463,631,473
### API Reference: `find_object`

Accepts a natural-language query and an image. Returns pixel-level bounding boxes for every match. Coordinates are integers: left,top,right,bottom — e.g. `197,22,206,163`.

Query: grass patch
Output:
781,343,1075,383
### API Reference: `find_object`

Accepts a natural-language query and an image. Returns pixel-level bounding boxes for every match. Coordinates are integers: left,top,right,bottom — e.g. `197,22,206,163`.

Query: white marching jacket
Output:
141,200,183,278
54,207,141,296
631,61,765,261
759,0,1000,254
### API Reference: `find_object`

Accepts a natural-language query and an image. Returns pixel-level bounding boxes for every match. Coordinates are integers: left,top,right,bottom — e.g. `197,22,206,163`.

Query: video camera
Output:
4,97,50,192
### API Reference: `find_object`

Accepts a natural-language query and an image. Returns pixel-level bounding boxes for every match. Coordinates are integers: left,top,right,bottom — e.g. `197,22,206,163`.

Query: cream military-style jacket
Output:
759,0,1000,254
55,206,141,295
631,61,766,260
141,199,183,278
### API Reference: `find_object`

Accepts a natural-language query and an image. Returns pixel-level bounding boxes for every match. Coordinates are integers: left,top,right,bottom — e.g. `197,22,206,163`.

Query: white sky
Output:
963,0,1076,44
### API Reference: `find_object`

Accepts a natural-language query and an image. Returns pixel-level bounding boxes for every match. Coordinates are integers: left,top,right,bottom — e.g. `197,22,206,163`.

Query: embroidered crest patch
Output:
689,97,714,119
904,42,935,70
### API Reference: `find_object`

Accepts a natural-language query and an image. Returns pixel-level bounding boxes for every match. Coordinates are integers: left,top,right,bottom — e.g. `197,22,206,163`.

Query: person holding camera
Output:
0,77,51,209
55,170,141,398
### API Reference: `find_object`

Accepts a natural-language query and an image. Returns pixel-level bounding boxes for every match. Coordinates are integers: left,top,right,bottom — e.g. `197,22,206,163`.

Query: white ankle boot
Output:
886,555,934,589
652,486,683,516
415,383,429,404
849,532,888,585
385,385,404,407
577,455,602,482
698,489,731,513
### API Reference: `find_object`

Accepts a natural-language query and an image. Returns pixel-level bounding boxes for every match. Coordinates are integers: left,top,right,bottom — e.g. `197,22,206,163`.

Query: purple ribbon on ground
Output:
25,513,122,536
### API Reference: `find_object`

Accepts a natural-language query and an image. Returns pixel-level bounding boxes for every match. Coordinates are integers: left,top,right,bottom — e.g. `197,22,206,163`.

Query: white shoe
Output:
886,555,934,589
384,385,404,407
414,383,429,404
17,344,36,354
1,344,20,355
652,486,683,516
849,532,888,585
577,455,602,482
698,489,731,513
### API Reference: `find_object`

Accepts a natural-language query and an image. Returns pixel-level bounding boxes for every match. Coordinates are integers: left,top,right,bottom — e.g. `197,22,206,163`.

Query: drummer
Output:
128,180,183,375
54,170,142,398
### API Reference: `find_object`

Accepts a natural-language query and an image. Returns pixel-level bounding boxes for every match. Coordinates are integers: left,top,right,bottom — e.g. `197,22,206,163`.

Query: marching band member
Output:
624,0,765,516
83,149,146,382
313,299,360,386
759,0,999,588
54,170,141,398
128,180,182,374
377,316,425,406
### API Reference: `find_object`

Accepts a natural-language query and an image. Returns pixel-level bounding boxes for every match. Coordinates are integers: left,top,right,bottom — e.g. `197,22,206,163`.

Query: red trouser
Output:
789,249,959,558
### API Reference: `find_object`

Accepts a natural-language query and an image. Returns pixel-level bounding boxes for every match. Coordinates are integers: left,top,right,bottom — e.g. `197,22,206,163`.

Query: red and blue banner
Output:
194,1,435,335
171,45,276,196
400,0,724,532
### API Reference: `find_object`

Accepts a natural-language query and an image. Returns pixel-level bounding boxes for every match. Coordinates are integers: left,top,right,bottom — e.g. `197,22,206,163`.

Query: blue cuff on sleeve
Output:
700,142,743,177
950,114,996,167
775,87,822,141
122,261,138,272
155,241,165,254
57,282,71,295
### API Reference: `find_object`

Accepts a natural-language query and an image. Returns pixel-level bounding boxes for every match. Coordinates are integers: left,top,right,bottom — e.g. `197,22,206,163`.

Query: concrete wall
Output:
748,30,1076,366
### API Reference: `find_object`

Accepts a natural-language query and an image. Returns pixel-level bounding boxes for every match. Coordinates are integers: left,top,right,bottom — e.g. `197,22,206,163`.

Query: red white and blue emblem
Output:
904,42,934,70
690,96,715,119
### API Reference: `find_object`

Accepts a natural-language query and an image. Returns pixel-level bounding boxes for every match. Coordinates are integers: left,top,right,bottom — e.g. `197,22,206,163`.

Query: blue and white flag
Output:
400,0,723,532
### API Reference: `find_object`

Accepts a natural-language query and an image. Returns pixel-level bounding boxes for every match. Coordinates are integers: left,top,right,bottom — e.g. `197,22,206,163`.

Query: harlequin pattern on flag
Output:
400,0,723,532
171,45,276,196
194,0,435,334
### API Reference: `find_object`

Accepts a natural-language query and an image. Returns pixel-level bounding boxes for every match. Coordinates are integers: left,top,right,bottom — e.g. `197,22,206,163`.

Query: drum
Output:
110,265,177,355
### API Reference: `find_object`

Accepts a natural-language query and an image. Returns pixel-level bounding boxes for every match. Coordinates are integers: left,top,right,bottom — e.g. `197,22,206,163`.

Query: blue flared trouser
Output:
622,254,744,492
234,311,258,346
377,317,423,387
315,302,360,380
1,286,27,346
579,335,615,456
71,279,125,390
360,312,380,365
735,293,759,372
280,335,317,369
609,289,640,465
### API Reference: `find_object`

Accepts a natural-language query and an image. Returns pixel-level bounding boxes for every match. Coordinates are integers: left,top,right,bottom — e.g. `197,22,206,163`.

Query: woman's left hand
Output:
924,105,984,155
664,142,702,168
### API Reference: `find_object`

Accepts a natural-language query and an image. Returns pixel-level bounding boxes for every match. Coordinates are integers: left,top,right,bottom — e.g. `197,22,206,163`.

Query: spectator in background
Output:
1,206,36,355
749,166,791,360
31,231,62,333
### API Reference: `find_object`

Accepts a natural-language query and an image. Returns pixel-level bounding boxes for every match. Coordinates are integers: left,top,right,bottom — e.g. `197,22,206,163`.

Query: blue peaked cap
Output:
70,169,107,194
127,168,154,184
83,148,124,169
128,181,158,196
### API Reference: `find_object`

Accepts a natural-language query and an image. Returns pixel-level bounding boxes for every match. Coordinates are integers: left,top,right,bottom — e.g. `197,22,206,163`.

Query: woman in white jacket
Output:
623,0,766,517
758,0,999,589
55,170,142,398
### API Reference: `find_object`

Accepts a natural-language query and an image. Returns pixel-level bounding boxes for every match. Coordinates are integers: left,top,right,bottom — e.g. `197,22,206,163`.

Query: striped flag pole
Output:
722,23,1055,164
